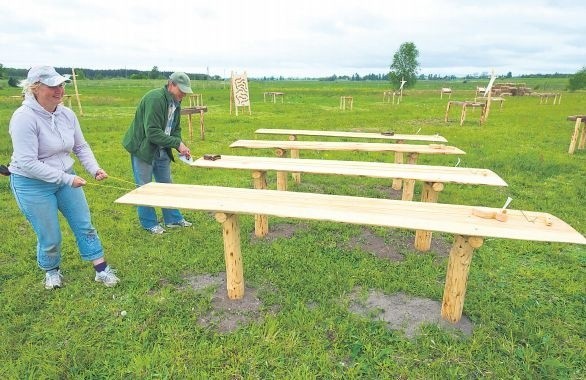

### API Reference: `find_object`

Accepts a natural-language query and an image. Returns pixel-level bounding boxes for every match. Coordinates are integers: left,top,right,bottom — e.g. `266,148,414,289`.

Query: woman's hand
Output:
95,168,108,181
72,176,87,188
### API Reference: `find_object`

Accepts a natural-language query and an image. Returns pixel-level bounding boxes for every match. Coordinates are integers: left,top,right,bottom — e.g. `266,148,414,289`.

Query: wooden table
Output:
263,92,284,103
255,128,450,190
567,115,586,154
115,183,586,323
191,154,507,250
536,93,561,105
180,106,208,141
445,100,487,126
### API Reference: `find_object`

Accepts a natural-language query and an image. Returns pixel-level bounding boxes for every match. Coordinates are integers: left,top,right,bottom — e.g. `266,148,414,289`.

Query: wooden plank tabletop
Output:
115,183,585,245
255,128,448,143
191,155,506,186
230,140,465,155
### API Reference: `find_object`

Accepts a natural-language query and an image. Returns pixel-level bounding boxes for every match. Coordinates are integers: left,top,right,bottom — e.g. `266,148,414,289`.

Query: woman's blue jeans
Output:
10,174,104,271
131,151,183,229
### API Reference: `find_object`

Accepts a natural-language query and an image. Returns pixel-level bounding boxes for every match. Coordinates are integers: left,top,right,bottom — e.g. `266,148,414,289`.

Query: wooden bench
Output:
440,88,452,99
339,96,353,110
254,128,448,189
115,183,586,323
445,100,487,126
567,115,586,154
191,154,508,250
263,92,285,103
536,92,561,105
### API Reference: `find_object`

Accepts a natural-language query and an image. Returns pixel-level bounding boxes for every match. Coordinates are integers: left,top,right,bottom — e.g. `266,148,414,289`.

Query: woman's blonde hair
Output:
19,79,41,95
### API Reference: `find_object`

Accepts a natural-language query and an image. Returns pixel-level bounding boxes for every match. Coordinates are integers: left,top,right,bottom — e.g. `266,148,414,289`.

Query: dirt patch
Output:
182,273,271,333
250,222,309,242
348,289,473,338
346,227,452,262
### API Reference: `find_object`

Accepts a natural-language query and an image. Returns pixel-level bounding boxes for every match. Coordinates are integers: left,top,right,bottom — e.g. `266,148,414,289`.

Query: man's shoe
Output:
147,225,165,234
95,265,120,287
166,220,192,228
45,269,63,290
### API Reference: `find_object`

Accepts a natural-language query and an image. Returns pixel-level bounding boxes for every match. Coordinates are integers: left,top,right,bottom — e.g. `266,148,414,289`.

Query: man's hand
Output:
178,142,191,159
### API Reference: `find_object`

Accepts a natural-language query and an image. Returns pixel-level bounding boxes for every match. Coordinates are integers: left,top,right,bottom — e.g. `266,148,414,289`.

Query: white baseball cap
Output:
27,66,71,86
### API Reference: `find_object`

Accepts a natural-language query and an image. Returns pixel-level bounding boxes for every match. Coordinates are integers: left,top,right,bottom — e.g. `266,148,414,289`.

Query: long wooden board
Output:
230,140,465,155
115,183,585,245
255,128,448,143
192,155,506,186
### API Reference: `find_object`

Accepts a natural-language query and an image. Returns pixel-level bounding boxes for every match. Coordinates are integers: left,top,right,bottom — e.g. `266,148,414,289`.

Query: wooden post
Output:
414,182,444,251
290,148,301,183
214,212,245,299
444,101,452,122
276,171,288,191
252,171,269,237
71,68,83,116
441,235,483,323
568,117,583,154
391,140,405,191
199,109,205,140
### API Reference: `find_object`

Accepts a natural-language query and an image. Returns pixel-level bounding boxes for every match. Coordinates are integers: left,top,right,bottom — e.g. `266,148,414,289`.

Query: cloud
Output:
1,0,584,77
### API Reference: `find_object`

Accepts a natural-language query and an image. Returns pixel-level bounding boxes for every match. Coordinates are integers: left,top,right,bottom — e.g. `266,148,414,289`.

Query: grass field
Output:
0,78,585,379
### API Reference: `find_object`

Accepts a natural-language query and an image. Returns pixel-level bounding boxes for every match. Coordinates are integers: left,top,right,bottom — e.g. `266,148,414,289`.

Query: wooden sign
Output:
230,71,251,115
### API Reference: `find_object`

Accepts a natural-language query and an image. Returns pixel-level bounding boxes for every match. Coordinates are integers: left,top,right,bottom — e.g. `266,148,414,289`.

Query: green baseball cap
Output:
169,72,193,94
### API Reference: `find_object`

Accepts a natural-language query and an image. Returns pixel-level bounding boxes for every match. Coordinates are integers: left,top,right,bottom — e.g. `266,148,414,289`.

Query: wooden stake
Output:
71,68,83,116
414,181,443,251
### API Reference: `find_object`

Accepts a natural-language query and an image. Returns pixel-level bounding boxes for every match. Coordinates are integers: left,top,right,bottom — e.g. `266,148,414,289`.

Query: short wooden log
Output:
215,212,245,299
441,235,484,322
252,171,269,237
414,182,443,251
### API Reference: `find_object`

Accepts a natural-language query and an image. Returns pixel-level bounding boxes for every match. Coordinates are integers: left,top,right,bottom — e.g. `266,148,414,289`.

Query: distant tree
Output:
74,69,86,80
389,42,420,89
568,66,586,91
8,77,19,87
0,63,4,79
149,66,160,79
506,71,512,78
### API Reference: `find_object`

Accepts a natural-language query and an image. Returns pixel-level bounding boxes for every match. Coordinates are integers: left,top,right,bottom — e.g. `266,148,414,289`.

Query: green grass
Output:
0,78,585,379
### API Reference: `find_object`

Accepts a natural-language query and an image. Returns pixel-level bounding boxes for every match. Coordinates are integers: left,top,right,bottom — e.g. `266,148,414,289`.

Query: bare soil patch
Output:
181,224,469,337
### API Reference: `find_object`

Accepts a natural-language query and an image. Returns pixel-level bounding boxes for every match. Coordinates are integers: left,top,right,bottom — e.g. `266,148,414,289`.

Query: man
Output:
123,72,193,234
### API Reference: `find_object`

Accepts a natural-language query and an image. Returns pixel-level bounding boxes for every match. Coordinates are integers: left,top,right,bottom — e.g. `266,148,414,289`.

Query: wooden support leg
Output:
568,118,582,154
214,212,245,300
252,171,269,237
414,182,444,251
290,148,301,183
187,114,193,144
445,102,452,122
441,235,483,323
199,110,205,140
578,123,586,150
391,151,404,190
460,104,466,126
276,171,288,191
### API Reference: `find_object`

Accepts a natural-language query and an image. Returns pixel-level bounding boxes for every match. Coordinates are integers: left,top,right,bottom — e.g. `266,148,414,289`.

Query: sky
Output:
1,0,584,78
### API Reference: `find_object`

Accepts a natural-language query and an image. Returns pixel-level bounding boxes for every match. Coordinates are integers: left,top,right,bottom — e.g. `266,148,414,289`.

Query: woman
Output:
8,65,119,290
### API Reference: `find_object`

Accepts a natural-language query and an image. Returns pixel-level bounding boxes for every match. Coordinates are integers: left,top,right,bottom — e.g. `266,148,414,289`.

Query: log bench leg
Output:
569,117,583,154
414,182,444,251
441,235,484,323
252,171,269,237
445,101,452,122
215,212,245,300
392,144,405,190
199,110,205,140
290,148,301,183
276,171,288,191
460,104,467,126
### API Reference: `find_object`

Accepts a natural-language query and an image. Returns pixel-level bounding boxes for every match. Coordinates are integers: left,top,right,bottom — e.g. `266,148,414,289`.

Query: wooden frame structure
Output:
339,96,353,110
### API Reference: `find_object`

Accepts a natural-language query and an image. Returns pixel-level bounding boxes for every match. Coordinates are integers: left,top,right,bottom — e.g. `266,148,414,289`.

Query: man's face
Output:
168,82,186,102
